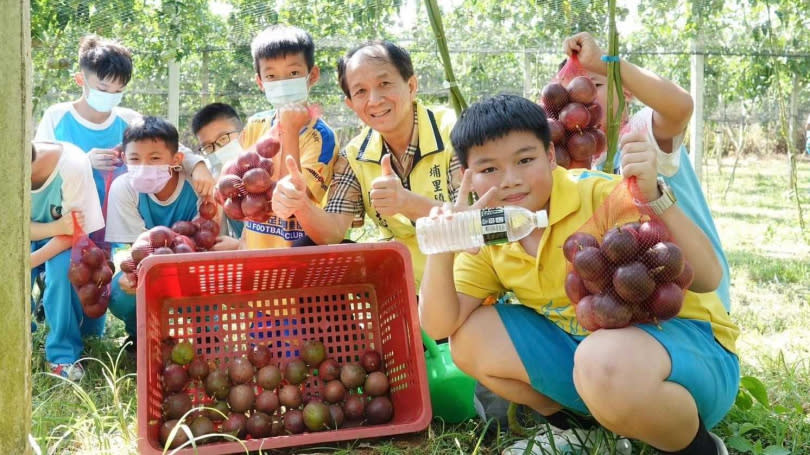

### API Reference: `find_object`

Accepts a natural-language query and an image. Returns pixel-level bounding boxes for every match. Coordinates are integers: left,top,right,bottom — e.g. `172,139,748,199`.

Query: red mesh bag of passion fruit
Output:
216,105,323,223
216,136,277,223
563,178,694,331
119,200,220,287
68,212,114,318
539,54,606,169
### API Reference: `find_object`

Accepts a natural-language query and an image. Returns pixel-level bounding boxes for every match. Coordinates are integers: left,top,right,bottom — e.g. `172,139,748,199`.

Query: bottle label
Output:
480,208,508,244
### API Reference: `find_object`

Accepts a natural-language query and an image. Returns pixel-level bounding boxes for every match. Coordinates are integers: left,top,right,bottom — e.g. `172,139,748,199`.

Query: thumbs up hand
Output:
272,155,309,219
370,153,408,217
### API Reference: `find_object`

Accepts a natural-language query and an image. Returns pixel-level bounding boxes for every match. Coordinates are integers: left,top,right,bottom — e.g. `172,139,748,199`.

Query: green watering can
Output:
422,330,477,423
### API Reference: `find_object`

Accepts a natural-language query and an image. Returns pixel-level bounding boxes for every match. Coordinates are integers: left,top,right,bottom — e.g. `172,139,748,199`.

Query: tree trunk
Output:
0,1,33,453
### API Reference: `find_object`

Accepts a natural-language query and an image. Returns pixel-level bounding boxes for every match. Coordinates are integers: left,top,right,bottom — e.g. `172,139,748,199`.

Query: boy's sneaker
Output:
49,362,85,382
709,432,729,455
502,427,632,455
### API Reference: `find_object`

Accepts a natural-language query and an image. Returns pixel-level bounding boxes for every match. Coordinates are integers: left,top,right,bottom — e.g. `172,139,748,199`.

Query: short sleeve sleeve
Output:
35,105,61,142
299,121,339,203
453,249,505,300
104,174,146,243
632,107,683,178
59,143,105,234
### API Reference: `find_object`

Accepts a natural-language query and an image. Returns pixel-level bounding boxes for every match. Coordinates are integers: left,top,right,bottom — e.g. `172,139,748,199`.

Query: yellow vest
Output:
344,101,456,288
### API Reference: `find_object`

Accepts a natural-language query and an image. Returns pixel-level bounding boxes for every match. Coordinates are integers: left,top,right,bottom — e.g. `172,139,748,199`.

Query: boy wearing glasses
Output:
192,103,245,239
191,102,244,177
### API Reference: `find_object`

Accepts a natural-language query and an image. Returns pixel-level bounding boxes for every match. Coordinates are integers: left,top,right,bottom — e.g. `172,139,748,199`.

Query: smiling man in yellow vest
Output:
272,40,461,289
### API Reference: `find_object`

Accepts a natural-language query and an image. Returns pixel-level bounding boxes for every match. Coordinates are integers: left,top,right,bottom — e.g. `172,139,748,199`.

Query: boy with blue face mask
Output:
35,35,216,214
104,116,235,347
238,25,339,249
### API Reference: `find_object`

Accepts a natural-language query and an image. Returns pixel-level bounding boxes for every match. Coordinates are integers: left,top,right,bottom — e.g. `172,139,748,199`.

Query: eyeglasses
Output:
197,131,240,155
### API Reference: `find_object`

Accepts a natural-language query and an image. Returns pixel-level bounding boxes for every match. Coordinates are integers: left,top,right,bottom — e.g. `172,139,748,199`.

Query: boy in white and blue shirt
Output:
30,141,106,381
105,117,235,345
35,34,214,218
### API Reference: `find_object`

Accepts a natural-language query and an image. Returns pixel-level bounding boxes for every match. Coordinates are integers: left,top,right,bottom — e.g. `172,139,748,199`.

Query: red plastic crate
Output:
136,243,431,454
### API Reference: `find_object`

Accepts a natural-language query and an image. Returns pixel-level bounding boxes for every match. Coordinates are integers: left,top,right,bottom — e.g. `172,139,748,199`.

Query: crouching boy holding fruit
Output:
105,116,234,350
418,94,739,455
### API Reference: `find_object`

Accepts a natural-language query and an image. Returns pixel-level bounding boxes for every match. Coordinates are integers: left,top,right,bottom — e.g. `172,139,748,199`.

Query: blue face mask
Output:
264,75,309,107
85,86,124,113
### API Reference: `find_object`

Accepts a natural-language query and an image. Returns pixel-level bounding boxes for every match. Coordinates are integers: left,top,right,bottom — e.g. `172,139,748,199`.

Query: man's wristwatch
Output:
642,177,677,216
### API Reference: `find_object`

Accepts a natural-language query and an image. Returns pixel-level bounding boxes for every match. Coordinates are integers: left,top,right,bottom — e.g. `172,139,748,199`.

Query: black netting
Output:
31,0,810,152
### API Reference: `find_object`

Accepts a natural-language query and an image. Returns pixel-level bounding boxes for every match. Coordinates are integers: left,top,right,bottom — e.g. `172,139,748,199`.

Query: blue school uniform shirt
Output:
104,171,199,244
35,103,141,205
137,181,199,230
663,146,731,310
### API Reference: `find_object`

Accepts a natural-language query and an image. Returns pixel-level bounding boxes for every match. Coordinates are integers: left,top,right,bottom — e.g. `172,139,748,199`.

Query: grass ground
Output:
29,156,810,454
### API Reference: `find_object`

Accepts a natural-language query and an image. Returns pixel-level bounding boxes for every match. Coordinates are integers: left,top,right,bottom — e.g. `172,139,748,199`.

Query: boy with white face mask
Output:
35,35,216,213
104,116,235,346
192,103,244,177
192,102,245,238
237,25,339,249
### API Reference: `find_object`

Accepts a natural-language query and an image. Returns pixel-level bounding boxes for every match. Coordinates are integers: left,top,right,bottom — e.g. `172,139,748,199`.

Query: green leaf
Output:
738,422,762,436
735,388,753,410
727,435,754,453
762,446,790,455
740,376,770,408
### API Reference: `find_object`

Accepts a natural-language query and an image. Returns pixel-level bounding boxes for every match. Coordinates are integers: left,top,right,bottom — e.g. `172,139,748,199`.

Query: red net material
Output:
563,178,693,331
67,212,113,318
120,207,221,287
215,104,322,222
538,54,606,170
135,243,431,454
89,145,125,249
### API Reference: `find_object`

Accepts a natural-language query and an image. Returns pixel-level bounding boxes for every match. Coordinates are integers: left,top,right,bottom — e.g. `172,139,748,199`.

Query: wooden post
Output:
201,49,210,106
168,60,180,126
522,49,531,99
789,72,799,149
0,0,33,453
689,40,705,183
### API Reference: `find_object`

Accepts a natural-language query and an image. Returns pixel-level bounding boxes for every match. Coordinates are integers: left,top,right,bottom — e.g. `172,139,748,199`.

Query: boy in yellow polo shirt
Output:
419,95,739,455
238,25,338,249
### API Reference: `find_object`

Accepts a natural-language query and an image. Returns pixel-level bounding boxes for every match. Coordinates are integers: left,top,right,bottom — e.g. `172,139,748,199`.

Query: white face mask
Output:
264,76,309,107
208,140,242,175
128,164,173,194
86,86,124,113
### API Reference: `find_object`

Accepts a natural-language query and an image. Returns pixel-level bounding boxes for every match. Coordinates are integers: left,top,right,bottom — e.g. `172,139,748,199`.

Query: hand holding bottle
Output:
419,170,500,255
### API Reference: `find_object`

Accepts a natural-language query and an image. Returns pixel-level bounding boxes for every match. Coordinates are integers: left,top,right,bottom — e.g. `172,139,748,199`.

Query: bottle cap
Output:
534,210,549,228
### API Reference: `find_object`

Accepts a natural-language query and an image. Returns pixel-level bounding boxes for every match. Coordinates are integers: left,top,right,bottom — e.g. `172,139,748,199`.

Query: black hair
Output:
337,40,414,98
251,25,315,76
78,34,133,86
31,144,37,162
451,94,551,168
122,116,179,153
191,103,242,135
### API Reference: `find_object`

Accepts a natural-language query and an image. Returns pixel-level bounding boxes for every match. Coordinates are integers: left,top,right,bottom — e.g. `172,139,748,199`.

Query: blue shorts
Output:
496,303,739,429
